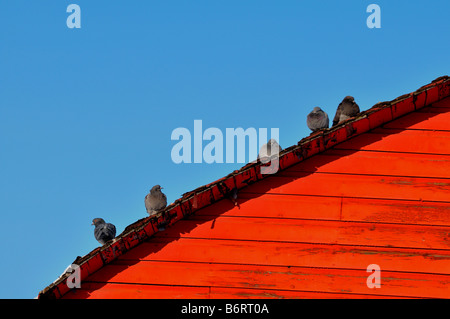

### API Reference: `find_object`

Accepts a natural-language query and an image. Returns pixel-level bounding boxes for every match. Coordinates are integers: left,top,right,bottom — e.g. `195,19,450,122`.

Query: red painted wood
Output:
432,96,450,108
383,110,450,131
414,91,427,110
392,95,415,119
208,287,407,299
84,260,450,298
336,129,450,154
62,282,210,299
342,197,450,226
158,216,450,250
193,193,450,226
288,149,450,178
417,107,450,114
62,282,406,299
118,237,450,275
367,107,393,130
196,193,342,221
242,173,450,202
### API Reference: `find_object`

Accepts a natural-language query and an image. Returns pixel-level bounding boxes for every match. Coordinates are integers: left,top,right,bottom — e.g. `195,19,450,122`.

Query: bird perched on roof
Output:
307,107,329,132
145,185,167,216
92,218,116,245
258,139,282,161
332,96,360,126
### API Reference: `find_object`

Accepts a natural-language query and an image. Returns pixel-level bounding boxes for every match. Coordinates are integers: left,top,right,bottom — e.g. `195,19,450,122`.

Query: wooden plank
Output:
242,172,450,202
208,287,410,299
342,197,450,226
85,260,450,298
118,237,450,275
157,216,450,250
62,282,407,299
62,282,209,299
287,149,450,179
195,193,342,221
335,129,450,155
194,193,450,226
382,111,450,131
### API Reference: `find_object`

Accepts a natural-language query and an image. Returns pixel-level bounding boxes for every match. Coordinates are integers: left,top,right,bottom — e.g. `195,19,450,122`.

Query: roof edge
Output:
37,75,450,299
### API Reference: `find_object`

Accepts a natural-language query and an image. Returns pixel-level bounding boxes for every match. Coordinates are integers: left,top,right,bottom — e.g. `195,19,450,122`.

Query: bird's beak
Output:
91,222,94,225
161,187,164,189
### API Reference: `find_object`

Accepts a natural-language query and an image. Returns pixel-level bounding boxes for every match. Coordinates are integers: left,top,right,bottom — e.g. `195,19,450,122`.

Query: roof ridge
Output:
37,75,450,299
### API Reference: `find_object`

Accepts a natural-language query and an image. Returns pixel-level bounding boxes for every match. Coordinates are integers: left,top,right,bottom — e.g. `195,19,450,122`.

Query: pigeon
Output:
307,107,329,132
332,96,360,126
258,139,282,161
145,185,167,216
92,218,116,245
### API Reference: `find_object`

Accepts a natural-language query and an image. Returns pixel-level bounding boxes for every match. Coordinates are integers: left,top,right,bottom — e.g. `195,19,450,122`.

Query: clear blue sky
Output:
0,0,448,298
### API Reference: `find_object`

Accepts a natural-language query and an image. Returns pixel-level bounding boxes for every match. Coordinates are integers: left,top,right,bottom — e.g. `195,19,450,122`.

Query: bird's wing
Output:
333,104,342,126
105,223,116,238
158,192,168,208
306,113,313,130
320,112,330,129
144,194,151,210
94,226,103,241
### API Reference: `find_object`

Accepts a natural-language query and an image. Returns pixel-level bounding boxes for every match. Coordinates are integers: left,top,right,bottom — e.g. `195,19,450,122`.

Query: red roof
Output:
38,76,450,299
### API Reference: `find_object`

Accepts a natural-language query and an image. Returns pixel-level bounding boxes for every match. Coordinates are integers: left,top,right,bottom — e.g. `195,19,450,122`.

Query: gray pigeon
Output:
332,96,360,126
145,185,167,216
258,139,282,161
92,218,116,245
307,107,329,132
